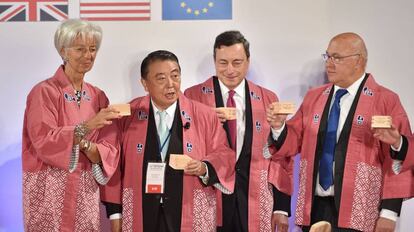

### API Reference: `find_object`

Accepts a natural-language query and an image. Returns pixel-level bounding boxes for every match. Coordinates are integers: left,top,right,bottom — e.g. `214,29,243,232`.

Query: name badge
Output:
145,162,166,194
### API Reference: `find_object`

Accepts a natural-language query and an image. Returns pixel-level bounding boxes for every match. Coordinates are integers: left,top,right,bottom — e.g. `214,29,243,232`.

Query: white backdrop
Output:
1,0,413,231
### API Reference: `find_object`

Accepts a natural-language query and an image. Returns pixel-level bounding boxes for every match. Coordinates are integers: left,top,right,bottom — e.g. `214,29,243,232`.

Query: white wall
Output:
1,0,413,231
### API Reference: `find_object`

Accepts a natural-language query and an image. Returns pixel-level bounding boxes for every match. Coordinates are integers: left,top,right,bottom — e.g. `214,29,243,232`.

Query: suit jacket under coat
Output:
184,77,293,231
101,94,235,232
275,74,412,231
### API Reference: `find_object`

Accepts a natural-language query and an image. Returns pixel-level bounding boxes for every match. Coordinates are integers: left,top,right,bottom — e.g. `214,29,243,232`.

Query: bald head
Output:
325,32,368,88
330,32,368,61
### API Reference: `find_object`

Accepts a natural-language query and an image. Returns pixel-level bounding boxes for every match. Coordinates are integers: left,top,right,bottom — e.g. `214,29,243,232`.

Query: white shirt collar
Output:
218,78,246,99
151,100,177,120
334,73,365,96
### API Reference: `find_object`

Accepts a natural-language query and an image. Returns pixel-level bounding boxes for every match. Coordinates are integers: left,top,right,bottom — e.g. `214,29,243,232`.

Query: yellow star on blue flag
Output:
163,0,232,20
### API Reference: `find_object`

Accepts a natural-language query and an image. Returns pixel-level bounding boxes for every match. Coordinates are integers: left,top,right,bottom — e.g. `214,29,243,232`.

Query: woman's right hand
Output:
85,107,121,131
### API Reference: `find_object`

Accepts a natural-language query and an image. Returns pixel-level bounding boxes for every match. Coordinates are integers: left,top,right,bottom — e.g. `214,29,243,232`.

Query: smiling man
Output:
268,32,413,232
185,31,292,232
101,50,235,232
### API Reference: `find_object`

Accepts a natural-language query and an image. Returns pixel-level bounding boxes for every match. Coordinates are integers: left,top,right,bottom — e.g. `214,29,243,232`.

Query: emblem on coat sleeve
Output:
201,86,213,94
138,111,148,120
356,115,364,125
313,114,320,124
250,91,261,100
136,144,143,153
64,92,75,102
186,142,193,153
363,87,374,96
255,121,262,132
82,90,91,101
181,110,192,121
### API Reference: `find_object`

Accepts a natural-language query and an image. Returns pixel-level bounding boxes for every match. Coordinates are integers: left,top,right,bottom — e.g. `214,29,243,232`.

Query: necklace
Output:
74,89,82,107
70,76,83,107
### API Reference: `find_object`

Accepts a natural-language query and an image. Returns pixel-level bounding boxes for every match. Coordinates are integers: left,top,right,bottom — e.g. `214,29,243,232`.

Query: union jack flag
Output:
0,0,68,22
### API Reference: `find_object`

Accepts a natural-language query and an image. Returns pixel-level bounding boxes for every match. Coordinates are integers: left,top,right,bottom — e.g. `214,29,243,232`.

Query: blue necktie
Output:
157,111,169,161
319,88,348,190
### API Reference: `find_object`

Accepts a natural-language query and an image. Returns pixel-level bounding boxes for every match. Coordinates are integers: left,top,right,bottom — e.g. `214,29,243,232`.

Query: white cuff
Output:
391,136,403,151
273,210,288,216
199,162,209,185
379,209,398,222
271,123,286,141
109,213,122,220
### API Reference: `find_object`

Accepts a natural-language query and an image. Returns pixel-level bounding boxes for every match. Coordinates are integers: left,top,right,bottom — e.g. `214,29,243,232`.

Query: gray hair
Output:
54,19,102,56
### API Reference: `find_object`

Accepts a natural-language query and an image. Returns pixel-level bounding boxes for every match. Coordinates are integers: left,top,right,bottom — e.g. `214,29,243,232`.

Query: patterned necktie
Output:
157,111,169,160
319,88,348,190
226,90,237,150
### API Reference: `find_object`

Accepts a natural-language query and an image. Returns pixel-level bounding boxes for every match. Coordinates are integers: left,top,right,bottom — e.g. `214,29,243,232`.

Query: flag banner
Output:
80,0,150,21
0,0,68,22
162,0,231,20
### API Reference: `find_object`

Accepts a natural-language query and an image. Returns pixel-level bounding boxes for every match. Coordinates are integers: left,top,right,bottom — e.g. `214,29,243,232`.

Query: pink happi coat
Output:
22,66,119,232
101,94,235,232
184,77,293,231
275,74,412,231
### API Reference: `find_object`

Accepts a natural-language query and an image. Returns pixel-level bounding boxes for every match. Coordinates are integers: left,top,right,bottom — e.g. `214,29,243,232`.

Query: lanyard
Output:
158,129,172,161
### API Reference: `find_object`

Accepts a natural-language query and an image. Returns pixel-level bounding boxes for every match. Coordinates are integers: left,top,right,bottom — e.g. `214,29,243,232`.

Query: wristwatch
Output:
80,139,92,152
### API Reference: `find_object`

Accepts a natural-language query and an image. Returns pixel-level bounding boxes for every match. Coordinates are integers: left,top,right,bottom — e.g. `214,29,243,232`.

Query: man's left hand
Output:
372,124,401,149
375,217,396,232
271,213,288,232
184,160,207,176
266,105,288,130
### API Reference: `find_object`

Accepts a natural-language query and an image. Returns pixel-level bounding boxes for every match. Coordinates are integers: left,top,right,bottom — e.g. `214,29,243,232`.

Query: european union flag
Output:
163,0,232,20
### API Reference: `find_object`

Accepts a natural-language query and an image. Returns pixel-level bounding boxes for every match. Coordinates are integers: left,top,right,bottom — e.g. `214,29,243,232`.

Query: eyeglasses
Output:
322,53,360,64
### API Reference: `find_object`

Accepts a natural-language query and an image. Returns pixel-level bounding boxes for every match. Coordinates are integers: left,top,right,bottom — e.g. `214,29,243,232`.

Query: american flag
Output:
0,0,68,22
80,0,150,21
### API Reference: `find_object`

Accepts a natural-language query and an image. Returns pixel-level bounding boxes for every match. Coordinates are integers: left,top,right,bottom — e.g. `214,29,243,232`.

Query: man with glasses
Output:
267,32,413,232
185,30,292,232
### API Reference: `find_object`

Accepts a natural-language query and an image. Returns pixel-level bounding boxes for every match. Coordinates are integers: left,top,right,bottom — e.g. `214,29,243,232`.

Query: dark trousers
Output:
217,201,245,232
155,204,174,232
301,196,360,232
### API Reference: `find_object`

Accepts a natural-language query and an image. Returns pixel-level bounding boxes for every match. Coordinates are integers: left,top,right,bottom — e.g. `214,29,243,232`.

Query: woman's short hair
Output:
54,19,102,55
